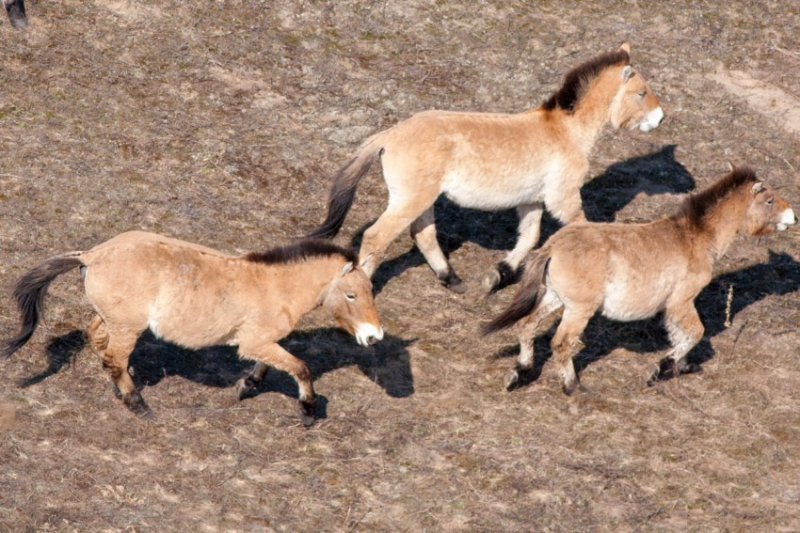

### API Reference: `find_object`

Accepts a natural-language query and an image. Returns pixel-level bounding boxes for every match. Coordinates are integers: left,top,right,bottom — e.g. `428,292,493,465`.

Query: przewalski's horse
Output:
484,166,795,394
3,231,384,426
308,43,664,293
4,0,26,29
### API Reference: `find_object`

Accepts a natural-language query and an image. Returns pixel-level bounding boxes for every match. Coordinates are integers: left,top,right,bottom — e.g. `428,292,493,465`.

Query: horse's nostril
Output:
367,336,378,346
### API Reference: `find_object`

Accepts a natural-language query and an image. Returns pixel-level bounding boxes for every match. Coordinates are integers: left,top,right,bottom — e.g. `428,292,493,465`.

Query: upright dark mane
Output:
541,49,630,112
244,239,357,265
674,167,759,228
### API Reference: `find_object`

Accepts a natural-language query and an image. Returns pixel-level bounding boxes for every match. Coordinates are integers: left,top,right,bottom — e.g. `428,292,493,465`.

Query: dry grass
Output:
2,1,800,531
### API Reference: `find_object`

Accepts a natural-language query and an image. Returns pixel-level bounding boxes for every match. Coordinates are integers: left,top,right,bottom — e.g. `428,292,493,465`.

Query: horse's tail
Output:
3,254,84,358
483,249,551,335
307,136,383,239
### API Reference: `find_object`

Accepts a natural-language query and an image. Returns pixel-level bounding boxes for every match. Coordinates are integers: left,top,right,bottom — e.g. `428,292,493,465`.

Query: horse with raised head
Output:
4,0,26,29
484,166,795,394
3,231,384,426
308,43,664,293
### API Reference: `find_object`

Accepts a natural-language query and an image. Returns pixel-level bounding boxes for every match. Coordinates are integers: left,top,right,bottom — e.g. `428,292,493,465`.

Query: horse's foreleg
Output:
485,203,544,293
239,343,316,426
507,289,563,390
235,362,269,400
649,305,704,385
101,328,149,417
410,207,465,293
551,309,591,395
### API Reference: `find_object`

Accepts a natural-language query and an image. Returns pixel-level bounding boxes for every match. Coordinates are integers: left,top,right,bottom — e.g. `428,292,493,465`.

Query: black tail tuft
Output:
307,151,378,239
482,253,550,335
3,256,83,357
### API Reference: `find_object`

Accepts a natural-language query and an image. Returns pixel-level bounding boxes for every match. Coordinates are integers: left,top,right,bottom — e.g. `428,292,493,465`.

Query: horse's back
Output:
547,221,692,320
88,231,233,258
80,232,247,338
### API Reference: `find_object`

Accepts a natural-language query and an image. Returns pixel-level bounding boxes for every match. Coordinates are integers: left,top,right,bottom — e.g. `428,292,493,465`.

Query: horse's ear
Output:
359,253,373,269
621,65,634,81
620,42,631,54
726,160,736,172
751,181,765,194
341,262,354,275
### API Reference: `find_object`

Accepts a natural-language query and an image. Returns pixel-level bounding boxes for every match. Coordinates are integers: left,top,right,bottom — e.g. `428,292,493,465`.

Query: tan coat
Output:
485,167,796,394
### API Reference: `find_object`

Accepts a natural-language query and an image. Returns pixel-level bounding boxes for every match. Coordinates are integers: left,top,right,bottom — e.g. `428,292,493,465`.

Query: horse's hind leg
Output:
101,328,150,417
648,304,704,385
239,342,317,426
506,289,563,390
85,314,109,355
359,188,439,279
551,308,592,395
235,362,269,400
410,207,465,293
4,0,27,30
484,203,543,292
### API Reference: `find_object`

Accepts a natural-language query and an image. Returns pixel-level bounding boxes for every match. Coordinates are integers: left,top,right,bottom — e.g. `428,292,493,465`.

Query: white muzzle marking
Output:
355,324,384,346
777,208,797,231
638,107,664,132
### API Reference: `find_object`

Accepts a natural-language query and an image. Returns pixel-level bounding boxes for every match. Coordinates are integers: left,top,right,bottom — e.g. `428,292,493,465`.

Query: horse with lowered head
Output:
3,231,384,426
308,43,664,293
484,166,795,394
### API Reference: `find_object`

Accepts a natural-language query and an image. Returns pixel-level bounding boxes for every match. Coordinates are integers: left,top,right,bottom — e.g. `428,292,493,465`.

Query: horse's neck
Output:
695,191,750,262
260,258,343,313
563,85,617,151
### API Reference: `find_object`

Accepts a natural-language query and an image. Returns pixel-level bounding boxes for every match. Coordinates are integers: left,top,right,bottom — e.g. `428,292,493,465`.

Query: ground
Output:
2,1,800,531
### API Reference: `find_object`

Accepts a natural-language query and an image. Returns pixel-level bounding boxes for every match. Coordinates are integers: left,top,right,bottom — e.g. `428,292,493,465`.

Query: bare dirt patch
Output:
2,1,800,531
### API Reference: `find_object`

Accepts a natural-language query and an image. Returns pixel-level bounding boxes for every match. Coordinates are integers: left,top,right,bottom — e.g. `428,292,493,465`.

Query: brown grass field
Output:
2,1,800,531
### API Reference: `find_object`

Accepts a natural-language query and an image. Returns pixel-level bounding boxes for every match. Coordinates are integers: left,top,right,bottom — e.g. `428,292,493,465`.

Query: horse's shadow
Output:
19,328,416,419
496,250,800,388
358,145,694,293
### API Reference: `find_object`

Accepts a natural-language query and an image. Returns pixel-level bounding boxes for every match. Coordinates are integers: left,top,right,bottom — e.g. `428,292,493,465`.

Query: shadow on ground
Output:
358,145,694,293
18,327,416,418
493,250,800,388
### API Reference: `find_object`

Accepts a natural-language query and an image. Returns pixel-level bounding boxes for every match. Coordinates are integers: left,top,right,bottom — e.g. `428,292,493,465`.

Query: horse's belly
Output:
600,280,668,322
442,169,546,210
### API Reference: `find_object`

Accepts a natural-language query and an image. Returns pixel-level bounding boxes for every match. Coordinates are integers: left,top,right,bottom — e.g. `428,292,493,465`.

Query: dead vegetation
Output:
1,1,799,531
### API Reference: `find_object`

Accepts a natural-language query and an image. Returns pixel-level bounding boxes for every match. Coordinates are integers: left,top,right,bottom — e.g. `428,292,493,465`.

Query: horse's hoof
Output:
300,412,316,427
137,408,155,420
446,278,468,294
236,378,255,401
482,270,501,293
299,398,316,427
124,391,151,418
440,270,467,294
648,357,678,386
505,369,521,391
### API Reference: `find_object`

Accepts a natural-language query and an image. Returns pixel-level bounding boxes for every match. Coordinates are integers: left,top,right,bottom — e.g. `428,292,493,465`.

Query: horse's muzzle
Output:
356,324,384,347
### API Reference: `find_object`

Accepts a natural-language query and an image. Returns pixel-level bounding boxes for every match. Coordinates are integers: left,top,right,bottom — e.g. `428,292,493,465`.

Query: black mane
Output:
541,49,630,112
674,167,759,228
244,239,357,265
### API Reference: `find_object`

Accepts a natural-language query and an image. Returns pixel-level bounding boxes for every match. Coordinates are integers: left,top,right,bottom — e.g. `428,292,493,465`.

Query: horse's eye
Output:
345,293,356,302
637,90,647,98
766,198,774,205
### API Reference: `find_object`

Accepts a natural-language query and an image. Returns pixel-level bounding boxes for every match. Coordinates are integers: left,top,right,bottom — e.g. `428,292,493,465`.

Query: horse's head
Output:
609,44,664,133
745,181,797,236
321,261,384,346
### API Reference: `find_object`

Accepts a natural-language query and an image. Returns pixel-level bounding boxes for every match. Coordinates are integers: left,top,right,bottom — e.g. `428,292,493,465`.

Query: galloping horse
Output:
484,166,795,394
3,0,26,29
3,231,384,426
308,43,664,293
